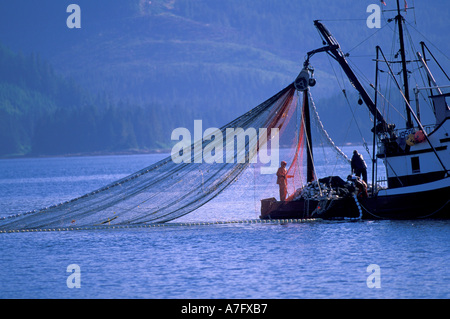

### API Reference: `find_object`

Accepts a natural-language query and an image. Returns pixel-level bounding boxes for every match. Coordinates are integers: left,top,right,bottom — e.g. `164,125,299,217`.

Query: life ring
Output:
414,130,425,143
406,133,415,146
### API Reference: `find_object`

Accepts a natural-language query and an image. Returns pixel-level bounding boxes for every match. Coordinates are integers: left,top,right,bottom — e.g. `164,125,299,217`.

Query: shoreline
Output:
0,148,173,160
0,142,365,160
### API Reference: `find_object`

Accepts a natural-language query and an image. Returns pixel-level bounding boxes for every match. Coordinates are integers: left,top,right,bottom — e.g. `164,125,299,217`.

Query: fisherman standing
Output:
276,161,289,201
351,150,367,183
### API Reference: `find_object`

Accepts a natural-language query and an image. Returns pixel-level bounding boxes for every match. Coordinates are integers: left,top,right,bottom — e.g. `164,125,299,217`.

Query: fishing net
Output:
0,84,301,231
284,90,350,197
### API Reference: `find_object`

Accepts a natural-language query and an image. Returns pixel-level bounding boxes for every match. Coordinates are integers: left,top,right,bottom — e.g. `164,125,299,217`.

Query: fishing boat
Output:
260,1,450,220
2,2,448,233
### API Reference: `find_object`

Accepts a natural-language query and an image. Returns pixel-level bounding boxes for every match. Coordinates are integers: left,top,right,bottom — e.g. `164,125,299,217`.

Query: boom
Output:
307,20,391,132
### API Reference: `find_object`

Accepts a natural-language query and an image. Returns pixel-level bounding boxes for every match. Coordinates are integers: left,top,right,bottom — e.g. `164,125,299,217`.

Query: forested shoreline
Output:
0,43,192,157
3,1,442,157
0,41,372,158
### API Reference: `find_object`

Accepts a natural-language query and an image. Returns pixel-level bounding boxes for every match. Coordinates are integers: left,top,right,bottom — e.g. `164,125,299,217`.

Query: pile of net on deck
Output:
0,84,304,231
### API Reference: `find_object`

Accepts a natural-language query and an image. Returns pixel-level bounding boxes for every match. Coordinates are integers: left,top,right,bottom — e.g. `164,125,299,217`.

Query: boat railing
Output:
376,176,388,188
376,124,435,143
392,124,434,139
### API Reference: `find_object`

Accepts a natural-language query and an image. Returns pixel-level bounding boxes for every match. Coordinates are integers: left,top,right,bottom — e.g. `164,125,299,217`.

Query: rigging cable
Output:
308,91,350,164
405,20,450,62
325,52,372,158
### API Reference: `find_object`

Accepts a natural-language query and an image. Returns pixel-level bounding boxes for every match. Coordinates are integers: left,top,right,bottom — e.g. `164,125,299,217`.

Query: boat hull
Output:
260,178,450,220
260,197,319,220
358,182,450,220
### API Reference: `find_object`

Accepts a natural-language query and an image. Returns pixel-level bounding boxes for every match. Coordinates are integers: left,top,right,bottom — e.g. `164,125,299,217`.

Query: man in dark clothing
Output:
351,150,367,183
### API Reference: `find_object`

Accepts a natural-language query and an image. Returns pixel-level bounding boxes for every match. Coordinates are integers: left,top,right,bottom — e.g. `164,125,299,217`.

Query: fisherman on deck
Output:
351,150,368,183
276,161,293,201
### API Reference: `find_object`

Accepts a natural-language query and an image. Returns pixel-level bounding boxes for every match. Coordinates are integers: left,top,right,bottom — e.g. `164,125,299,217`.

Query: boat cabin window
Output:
411,156,420,173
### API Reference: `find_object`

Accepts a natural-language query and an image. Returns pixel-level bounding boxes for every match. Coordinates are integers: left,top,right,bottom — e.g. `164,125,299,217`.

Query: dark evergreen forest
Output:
0,0,447,157
0,44,182,156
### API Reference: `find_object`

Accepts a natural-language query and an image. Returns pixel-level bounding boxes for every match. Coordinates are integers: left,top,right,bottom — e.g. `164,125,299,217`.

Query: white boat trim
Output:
378,176,450,196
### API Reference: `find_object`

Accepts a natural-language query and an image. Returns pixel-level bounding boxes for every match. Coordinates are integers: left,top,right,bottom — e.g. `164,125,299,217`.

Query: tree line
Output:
0,43,194,157
0,39,376,158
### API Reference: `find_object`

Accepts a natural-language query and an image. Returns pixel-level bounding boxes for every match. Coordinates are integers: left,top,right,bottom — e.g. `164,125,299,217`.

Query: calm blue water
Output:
1,149,449,299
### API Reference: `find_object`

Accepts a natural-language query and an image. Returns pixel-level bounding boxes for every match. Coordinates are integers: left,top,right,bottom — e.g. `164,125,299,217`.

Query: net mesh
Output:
0,84,301,231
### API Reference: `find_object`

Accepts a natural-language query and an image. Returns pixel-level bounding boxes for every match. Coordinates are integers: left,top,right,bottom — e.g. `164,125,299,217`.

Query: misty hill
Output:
0,0,448,157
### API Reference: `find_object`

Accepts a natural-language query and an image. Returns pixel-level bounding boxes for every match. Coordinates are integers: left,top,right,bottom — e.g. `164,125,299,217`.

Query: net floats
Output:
0,218,320,233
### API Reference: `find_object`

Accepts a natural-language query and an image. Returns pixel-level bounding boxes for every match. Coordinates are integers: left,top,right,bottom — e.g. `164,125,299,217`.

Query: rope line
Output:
0,218,322,233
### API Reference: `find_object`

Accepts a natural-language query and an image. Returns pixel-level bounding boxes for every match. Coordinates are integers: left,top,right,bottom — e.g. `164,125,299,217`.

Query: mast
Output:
372,47,380,196
420,42,435,107
294,68,316,182
303,91,315,182
293,66,316,182
395,0,414,129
